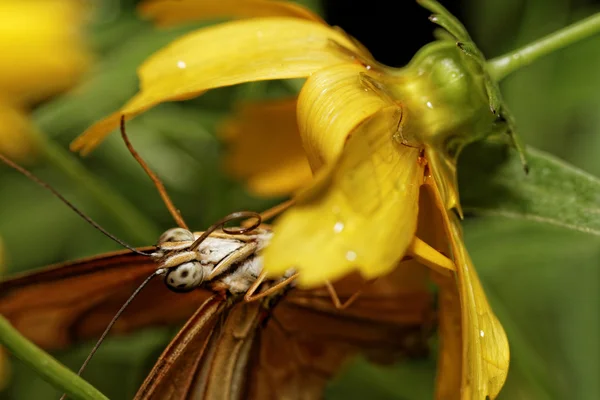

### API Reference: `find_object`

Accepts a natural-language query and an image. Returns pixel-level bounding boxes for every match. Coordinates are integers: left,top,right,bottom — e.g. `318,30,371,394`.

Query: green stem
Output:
32,132,160,244
0,316,107,400
488,11,600,81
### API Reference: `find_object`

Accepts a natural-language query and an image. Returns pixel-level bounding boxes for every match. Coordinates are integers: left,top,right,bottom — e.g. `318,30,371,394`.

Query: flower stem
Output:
31,131,160,245
488,11,600,81
0,316,108,400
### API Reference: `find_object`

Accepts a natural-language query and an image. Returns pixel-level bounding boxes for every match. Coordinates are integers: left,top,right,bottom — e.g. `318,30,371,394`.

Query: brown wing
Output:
0,249,211,349
134,295,227,400
136,262,433,400
246,261,433,399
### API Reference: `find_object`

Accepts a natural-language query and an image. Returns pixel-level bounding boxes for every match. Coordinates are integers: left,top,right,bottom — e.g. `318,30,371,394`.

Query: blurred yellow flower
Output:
73,1,510,398
218,98,312,197
0,0,90,162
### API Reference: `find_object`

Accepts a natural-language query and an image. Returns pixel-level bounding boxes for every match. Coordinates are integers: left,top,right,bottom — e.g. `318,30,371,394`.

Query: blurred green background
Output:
0,0,599,399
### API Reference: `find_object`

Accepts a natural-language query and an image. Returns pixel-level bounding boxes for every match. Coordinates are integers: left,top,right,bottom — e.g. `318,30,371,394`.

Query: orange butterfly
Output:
0,120,434,399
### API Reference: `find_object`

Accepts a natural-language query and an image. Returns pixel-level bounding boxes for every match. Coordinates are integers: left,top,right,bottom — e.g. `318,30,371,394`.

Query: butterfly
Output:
0,119,435,399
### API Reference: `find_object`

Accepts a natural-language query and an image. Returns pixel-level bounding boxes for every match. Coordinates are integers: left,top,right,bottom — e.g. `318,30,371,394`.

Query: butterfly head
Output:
155,227,208,293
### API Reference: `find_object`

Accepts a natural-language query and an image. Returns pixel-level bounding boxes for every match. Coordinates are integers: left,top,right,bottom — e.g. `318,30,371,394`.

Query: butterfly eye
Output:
158,228,195,245
164,261,205,293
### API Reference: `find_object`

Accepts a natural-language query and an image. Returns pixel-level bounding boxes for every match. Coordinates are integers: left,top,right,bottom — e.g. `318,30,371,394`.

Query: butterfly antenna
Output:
0,153,151,257
119,116,189,230
59,268,167,400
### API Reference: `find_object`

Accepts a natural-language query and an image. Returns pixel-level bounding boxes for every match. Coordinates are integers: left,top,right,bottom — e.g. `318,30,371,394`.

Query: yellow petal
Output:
427,180,509,399
139,0,324,26
412,185,462,397
72,17,362,155
407,236,455,274
426,145,463,217
263,106,424,286
219,98,312,197
0,102,39,163
0,0,90,106
451,218,509,400
432,272,464,399
297,64,395,171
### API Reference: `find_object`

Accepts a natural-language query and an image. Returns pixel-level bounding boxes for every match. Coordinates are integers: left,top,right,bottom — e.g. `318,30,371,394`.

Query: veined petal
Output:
139,0,324,26
426,145,463,217
427,180,509,399
414,186,462,397
297,64,393,171
263,106,424,287
72,17,362,155
0,0,90,105
219,98,312,196
450,218,509,400
433,275,463,399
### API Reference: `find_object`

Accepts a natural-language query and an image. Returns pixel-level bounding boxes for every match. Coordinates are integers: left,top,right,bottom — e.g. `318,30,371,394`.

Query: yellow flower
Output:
73,1,510,398
0,0,90,162
218,98,312,197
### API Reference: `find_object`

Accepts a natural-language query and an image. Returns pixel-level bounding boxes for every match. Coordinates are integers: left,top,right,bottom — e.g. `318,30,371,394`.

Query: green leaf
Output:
459,143,600,236
464,217,600,399
327,357,436,400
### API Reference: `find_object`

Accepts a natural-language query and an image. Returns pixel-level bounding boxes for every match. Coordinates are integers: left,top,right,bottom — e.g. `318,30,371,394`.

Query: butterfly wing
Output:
247,262,433,399
0,249,211,349
136,261,433,400
134,295,228,400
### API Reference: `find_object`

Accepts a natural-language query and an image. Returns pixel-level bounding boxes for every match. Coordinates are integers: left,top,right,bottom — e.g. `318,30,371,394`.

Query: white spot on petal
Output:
426,101,433,109
333,221,344,233
346,251,357,262
177,60,187,69
480,330,485,337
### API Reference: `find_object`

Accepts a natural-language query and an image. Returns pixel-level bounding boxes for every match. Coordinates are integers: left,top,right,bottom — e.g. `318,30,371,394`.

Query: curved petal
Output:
433,274,464,398
72,18,362,154
263,106,424,287
297,64,394,171
219,98,312,196
139,0,324,26
450,217,509,400
427,180,509,399
0,0,90,105
414,186,462,396
426,145,463,217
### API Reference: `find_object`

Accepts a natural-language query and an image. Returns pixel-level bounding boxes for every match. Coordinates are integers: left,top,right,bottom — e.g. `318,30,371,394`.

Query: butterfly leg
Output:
406,236,456,275
325,279,376,310
244,271,299,302
207,242,258,281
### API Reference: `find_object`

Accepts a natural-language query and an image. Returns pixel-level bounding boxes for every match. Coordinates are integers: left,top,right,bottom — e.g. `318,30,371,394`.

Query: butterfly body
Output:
153,227,294,295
